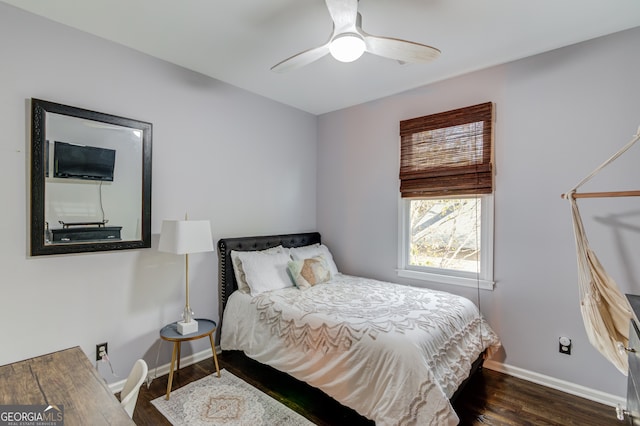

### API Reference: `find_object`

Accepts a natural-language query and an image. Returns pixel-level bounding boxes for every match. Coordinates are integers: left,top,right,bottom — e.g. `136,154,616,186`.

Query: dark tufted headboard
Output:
217,232,321,314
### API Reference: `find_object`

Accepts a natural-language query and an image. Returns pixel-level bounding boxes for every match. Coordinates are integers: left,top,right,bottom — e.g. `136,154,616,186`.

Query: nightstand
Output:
160,318,221,400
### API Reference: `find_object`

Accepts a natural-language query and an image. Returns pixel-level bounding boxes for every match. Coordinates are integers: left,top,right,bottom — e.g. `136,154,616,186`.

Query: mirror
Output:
30,98,152,256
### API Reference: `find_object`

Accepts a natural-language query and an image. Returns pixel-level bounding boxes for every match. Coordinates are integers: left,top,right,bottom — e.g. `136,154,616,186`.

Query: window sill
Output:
396,268,494,290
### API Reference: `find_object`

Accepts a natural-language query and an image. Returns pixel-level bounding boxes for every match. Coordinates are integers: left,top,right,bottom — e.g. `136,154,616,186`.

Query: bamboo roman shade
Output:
399,102,494,198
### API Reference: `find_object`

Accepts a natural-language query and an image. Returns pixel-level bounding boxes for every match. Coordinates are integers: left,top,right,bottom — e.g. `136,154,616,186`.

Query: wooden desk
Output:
0,346,134,425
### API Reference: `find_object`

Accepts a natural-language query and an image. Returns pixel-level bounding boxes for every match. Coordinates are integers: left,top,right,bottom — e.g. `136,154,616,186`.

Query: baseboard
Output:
107,347,625,411
108,345,218,394
483,359,625,408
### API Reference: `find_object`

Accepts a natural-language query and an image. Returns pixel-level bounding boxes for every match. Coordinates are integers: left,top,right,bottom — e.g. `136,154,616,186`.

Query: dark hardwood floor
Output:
132,351,622,425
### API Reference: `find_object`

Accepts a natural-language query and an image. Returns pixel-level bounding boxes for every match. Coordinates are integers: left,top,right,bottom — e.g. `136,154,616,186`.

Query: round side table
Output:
159,318,221,400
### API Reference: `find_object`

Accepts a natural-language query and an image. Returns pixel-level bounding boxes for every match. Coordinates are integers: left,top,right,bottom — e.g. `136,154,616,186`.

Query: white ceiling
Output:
3,0,640,115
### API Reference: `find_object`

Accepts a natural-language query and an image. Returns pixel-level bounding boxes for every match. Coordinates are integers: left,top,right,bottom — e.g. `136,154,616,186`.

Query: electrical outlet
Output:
559,336,571,355
96,342,108,361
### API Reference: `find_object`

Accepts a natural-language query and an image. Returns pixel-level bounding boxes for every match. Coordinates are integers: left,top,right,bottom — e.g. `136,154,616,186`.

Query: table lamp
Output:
158,218,213,335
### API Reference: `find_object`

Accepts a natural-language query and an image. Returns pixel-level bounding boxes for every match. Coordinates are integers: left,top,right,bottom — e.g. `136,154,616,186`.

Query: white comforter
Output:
220,274,500,425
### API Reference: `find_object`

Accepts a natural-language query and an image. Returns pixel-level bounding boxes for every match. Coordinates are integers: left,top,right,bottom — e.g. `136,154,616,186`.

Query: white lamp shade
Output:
158,220,213,254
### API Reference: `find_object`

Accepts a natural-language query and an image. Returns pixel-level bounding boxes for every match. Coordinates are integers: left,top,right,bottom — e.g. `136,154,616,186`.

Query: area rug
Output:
151,369,315,425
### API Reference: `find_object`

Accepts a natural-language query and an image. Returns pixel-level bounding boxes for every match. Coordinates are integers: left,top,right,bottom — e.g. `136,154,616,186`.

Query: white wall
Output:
317,27,640,399
0,2,317,382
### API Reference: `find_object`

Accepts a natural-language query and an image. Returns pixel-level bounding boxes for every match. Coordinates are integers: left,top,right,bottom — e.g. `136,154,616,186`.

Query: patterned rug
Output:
151,369,315,425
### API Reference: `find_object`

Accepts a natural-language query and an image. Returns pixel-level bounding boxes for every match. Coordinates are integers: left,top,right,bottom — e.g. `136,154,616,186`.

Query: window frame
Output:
397,194,495,290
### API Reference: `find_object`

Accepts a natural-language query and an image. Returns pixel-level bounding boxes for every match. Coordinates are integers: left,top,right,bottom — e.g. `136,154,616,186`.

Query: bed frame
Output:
216,231,482,407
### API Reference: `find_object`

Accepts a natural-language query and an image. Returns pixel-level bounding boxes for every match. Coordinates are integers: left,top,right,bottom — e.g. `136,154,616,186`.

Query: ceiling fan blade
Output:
325,0,358,32
271,44,330,73
364,35,441,63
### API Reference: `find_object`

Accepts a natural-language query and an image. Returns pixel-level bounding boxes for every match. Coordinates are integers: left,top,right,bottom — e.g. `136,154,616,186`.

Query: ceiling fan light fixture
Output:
271,1,441,72
329,33,366,63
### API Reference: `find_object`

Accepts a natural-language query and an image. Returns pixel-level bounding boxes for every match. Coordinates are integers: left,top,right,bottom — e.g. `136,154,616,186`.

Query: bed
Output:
218,232,500,425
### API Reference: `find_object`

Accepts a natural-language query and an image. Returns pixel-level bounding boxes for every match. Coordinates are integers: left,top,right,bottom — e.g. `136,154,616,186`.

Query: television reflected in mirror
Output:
30,98,152,256
53,142,116,181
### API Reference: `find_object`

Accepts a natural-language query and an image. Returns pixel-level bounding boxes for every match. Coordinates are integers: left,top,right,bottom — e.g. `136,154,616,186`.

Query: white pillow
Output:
289,244,339,277
236,250,293,296
231,245,287,293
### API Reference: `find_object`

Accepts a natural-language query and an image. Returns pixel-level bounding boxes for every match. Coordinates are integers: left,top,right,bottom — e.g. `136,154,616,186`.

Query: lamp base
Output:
177,319,198,335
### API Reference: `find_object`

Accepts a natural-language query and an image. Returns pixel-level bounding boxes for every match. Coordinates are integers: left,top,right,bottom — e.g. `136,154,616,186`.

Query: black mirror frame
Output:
30,98,152,256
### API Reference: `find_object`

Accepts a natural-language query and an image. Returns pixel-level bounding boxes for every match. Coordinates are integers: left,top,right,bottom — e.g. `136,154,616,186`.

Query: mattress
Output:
220,273,500,425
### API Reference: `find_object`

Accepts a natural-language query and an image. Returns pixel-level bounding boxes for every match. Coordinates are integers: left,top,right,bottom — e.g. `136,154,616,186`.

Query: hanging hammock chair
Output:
563,127,640,375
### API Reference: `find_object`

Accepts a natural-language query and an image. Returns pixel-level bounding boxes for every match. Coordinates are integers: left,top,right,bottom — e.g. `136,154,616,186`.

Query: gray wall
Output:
3,0,640,404
0,2,317,381
317,26,640,399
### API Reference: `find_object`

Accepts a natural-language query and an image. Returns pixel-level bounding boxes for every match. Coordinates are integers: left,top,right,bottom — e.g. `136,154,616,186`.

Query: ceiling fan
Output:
271,0,441,72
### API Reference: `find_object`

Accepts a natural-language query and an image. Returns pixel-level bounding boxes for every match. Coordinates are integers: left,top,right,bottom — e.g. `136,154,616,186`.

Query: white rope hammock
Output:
564,127,640,375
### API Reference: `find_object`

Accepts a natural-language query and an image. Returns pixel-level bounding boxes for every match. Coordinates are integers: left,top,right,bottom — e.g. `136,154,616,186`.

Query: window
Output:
397,103,495,289
399,196,494,289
